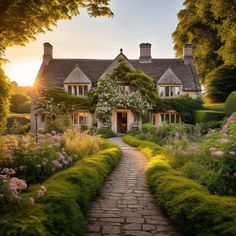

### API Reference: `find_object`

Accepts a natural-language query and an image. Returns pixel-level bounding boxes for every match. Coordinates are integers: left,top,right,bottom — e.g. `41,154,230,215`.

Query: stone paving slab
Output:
86,137,180,236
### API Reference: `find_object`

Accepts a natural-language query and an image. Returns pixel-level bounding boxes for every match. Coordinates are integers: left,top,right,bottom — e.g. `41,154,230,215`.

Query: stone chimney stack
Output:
183,44,193,64
43,42,53,65
139,43,152,63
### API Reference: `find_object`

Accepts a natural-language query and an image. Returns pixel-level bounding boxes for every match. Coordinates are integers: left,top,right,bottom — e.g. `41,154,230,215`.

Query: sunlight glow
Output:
4,60,40,86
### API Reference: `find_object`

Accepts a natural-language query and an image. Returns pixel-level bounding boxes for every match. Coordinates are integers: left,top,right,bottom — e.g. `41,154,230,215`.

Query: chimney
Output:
139,43,152,63
43,42,53,65
183,44,193,64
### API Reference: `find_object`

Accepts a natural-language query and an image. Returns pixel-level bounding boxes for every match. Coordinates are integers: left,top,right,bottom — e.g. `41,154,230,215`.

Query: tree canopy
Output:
173,0,236,84
0,0,112,58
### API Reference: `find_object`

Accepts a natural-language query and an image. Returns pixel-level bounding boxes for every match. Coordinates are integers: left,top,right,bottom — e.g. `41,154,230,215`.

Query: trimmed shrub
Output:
195,110,225,123
142,123,156,135
225,91,236,116
97,128,116,139
125,136,236,236
10,93,30,113
123,135,162,157
0,143,122,235
203,103,225,112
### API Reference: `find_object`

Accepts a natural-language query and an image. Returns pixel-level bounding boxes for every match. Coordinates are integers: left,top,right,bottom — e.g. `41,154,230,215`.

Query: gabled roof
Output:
99,52,135,80
157,68,182,85
35,53,201,92
64,65,91,84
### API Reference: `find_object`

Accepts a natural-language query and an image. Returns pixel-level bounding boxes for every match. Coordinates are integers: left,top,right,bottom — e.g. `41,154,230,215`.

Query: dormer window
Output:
64,65,92,96
157,68,183,98
159,86,180,97
67,84,89,96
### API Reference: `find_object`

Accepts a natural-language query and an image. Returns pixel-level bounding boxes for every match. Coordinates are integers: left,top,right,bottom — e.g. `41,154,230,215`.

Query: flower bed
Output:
0,142,121,235
0,130,107,205
123,134,236,236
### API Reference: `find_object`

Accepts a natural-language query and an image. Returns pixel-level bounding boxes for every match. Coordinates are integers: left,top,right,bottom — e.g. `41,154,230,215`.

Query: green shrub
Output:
142,123,156,135
126,136,236,236
123,135,162,157
225,91,236,116
195,110,225,123
97,128,116,139
10,93,30,113
18,101,31,113
203,103,225,112
154,96,203,124
0,144,122,235
45,115,73,133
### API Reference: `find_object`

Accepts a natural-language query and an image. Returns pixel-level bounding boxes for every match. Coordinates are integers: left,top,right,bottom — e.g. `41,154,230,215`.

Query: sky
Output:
4,0,183,86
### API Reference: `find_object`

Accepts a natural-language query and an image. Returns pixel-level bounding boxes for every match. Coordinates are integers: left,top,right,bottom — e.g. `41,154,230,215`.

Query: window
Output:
159,113,181,124
118,85,130,95
73,86,77,95
79,114,88,125
67,85,89,96
159,86,181,97
71,113,78,124
68,86,72,95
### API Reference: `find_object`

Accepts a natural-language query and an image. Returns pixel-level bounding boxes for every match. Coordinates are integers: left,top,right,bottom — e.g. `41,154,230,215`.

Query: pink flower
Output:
222,139,230,144
212,150,224,157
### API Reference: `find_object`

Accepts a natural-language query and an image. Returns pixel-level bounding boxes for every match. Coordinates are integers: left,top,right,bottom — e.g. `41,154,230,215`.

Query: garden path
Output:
86,137,180,236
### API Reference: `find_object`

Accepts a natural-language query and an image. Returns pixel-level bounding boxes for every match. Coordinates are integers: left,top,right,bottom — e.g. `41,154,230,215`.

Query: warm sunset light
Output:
4,60,40,86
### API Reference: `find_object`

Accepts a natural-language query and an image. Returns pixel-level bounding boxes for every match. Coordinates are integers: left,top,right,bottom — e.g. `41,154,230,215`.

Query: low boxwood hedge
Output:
225,91,236,116
123,134,162,157
195,110,225,123
123,135,236,236
0,143,121,235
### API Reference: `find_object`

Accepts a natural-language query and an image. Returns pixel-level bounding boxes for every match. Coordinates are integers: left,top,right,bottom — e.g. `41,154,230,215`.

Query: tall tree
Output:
173,0,236,85
0,0,112,58
0,0,112,132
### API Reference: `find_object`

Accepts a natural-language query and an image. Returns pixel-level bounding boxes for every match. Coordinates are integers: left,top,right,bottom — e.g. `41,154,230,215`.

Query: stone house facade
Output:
31,42,201,133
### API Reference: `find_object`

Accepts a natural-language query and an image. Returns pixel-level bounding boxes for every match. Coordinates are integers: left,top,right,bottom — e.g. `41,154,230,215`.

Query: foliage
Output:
124,135,236,236
195,110,225,123
123,135,162,157
205,65,236,103
8,120,31,134
10,93,30,113
225,91,236,116
173,0,236,83
0,0,113,58
154,96,203,124
45,115,73,133
0,144,121,235
0,67,12,134
63,129,105,158
35,87,88,118
89,61,157,126
142,123,156,135
97,128,116,139
0,133,76,185
203,103,225,112
146,155,236,236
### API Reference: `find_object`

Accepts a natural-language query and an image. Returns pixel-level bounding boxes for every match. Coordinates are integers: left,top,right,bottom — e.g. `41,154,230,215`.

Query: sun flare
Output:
4,60,40,86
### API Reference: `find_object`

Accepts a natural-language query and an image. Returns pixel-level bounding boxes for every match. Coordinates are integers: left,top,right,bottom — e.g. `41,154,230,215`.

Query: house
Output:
31,42,201,133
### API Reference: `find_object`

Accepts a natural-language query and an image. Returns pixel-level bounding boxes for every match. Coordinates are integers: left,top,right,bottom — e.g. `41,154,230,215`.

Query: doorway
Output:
117,112,127,133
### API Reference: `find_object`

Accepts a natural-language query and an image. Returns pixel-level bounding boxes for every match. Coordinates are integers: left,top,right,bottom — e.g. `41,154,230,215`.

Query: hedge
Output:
123,135,162,157
0,143,122,235
225,91,236,116
123,135,236,236
195,110,225,123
